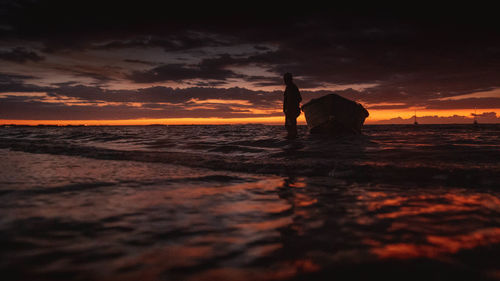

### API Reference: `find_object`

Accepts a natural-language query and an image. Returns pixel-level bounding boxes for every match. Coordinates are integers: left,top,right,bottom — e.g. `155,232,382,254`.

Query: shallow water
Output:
1,124,499,280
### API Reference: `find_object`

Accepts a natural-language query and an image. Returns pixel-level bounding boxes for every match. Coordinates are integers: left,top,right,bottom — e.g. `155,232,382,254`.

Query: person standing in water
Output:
283,73,302,139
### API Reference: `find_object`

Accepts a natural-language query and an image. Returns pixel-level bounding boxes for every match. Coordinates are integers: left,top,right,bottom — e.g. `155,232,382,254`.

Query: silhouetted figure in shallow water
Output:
283,73,302,139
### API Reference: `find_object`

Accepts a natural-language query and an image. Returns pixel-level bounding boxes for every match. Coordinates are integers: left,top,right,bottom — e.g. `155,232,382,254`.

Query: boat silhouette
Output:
301,94,369,134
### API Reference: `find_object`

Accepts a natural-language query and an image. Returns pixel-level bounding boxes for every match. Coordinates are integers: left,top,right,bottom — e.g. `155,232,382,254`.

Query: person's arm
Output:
293,85,302,103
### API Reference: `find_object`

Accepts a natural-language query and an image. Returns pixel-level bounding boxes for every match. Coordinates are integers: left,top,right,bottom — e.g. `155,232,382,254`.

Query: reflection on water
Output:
4,152,499,280
0,163,497,280
357,190,500,260
370,227,500,260
1,125,500,280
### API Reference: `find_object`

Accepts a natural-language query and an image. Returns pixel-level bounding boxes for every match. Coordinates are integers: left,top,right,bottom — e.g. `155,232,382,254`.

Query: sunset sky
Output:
1,1,499,125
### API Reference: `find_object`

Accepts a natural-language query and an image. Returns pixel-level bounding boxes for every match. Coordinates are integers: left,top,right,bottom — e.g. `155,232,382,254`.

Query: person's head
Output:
283,72,293,85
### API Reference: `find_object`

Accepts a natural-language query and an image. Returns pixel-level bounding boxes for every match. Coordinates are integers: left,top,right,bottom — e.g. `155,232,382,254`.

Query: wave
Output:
1,134,499,189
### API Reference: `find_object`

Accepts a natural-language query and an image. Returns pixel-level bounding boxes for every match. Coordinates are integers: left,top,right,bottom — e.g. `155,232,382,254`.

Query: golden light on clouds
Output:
363,108,500,122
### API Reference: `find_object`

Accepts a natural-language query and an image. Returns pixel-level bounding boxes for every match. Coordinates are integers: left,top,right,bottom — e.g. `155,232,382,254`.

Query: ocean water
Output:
0,124,499,281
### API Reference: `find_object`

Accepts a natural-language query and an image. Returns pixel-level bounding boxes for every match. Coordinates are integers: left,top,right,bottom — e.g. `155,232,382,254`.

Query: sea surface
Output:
1,124,499,281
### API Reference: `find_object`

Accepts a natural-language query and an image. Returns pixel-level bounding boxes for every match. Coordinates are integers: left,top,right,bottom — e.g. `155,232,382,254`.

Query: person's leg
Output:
290,117,297,137
285,115,291,134
285,115,297,138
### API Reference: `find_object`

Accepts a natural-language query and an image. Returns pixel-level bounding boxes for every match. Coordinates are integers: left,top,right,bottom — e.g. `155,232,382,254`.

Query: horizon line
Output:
2,122,499,127
1,110,498,126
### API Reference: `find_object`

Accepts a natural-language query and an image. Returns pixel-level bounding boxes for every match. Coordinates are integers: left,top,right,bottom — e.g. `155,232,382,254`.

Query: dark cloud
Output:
50,81,80,87
0,72,47,92
474,112,498,118
128,64,228,83
425,98,500,110
0,1,251,52
44,84,280,106
52,65,122,83
123,59,158,66
254,45,270,51
243,74,329,90
0,76,498,122
0,96,279,120
190,81,228,87
245,76,282,87
365,104,409,110
0,81,282,120
127,55,245,83
0,73,35,82
98,34,231,52
0,47,44,63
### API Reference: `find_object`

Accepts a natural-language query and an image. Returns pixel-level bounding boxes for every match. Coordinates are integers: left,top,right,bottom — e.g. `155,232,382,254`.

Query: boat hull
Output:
301,94,369,134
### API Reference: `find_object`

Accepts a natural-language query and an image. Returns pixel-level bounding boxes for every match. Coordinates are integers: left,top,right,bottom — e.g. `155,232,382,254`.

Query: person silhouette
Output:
283,73,302,139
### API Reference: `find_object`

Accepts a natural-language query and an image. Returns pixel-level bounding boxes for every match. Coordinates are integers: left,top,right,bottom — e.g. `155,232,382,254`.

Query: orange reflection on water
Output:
104,176,298,281
378,203,472,219
372,227,500,259
294,193,318,207
187,259,320,281
110,244,214,281
270,259,321,279
360,189,500,260
212,200,291,215
358,191,500,220
443,193,500,209
237,216,293,232
427,227,500,254
281,177,307,188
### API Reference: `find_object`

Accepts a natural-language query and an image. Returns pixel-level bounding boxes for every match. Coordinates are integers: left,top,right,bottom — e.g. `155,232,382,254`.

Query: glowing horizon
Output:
1,108,498,126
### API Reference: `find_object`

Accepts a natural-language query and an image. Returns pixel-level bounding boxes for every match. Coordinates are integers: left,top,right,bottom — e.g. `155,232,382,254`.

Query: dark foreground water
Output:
1,124,499,281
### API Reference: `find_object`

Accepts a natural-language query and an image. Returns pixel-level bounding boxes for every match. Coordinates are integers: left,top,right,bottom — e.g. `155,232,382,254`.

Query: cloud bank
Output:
0,1,499,123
